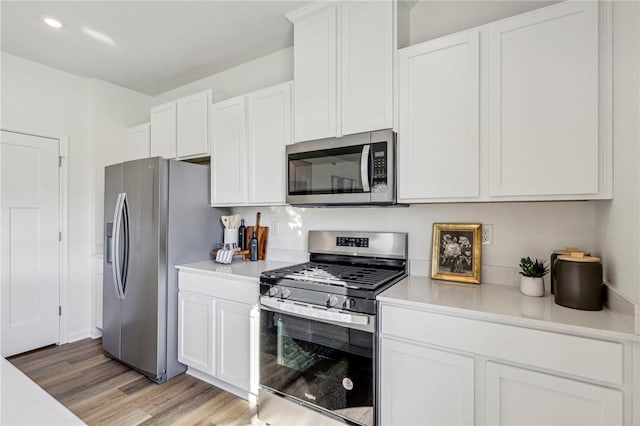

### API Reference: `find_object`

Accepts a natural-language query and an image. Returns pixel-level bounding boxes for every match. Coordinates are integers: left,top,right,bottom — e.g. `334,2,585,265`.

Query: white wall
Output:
595,1,640,304
233,202,596,286
90,79,151,253
1,52,92,340
89,79,151,334
1,52,153,341
152,47,293,105
409,1,559,45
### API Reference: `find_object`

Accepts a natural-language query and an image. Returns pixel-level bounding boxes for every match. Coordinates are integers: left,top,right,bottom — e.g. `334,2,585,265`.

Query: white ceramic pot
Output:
520,276,545,297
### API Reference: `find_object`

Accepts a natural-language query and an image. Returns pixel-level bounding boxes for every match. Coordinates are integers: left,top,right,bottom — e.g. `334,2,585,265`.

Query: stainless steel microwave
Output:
286,129,396,206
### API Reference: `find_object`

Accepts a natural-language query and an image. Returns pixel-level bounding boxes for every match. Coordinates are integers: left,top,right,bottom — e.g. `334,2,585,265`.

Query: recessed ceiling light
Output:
43,17,63,29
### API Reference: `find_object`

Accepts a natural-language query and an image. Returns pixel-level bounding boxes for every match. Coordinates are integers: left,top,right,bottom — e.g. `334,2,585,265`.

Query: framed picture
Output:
431,223,481,284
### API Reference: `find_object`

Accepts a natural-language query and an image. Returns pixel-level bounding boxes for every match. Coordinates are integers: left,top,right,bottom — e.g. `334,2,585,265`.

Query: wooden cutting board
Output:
244,226,268,260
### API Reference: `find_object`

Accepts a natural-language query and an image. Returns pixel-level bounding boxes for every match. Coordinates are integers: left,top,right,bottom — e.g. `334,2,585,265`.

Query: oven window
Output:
288,145,367,195
260,309,374,426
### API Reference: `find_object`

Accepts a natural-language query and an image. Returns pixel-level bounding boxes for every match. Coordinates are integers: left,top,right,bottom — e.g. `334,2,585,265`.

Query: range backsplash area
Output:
232,201,596,287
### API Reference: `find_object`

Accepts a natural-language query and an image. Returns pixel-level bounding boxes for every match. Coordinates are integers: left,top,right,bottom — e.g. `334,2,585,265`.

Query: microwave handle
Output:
361,145,370,192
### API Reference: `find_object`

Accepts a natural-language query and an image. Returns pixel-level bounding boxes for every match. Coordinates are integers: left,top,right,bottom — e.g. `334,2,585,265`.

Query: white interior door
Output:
1,130,60,357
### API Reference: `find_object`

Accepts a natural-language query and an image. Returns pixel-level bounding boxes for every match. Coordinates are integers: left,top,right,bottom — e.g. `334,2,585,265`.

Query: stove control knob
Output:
281,288,292,299
268,287,280,297
345,298,357,309
327,295,340,308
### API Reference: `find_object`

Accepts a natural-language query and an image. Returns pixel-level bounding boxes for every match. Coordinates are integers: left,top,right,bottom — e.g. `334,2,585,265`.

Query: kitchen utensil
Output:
554,252,603,311
221,215,240,229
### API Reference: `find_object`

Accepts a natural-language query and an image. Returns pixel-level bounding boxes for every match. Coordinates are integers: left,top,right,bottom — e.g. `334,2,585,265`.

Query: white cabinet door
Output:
247,82,292,205
177,91,210,158
126,123,150,161
150,102,177,159
178,292,215,376
211,97,247,206
340,0,393,135
216,300,252,392
485,362,622,426
488,1,599,197
293,6,337,142
380,337,475,426
398,31,480,202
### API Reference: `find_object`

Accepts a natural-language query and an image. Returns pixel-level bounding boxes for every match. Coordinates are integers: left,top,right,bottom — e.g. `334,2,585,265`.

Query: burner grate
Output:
269,262,403,289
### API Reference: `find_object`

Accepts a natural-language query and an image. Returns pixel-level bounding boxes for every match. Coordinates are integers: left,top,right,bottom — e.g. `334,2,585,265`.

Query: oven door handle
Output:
260,297,370,327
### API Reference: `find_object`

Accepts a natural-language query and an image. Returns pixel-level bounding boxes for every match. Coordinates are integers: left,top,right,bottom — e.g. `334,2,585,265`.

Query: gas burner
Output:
269,262,405,289
260,231,408,315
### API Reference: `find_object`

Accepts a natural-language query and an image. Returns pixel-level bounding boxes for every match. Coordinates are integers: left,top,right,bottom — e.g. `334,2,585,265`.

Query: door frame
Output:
1,127,70,345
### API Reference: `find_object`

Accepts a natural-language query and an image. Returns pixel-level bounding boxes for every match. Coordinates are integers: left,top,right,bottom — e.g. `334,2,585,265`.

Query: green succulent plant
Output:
519,257,549,278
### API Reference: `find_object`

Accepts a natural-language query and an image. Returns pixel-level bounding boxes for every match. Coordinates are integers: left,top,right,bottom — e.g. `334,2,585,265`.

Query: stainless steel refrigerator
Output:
103,157,227,383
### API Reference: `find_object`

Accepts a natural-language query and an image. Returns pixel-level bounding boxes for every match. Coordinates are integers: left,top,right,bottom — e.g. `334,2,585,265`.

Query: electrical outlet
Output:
271,220,280,237
482,224,493,245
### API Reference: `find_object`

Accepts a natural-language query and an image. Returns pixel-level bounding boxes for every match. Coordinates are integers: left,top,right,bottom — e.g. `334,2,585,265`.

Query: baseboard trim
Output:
186,367,256,405
64,329,91,344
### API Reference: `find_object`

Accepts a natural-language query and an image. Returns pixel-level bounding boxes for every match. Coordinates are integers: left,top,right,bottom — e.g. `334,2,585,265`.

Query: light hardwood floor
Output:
8,338,257,426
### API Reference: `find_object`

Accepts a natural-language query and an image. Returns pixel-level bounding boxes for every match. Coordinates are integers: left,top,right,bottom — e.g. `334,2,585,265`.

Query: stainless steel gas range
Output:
258,231,408,426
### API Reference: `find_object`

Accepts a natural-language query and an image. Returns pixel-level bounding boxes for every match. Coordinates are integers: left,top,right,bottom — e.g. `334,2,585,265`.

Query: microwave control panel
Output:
372,142,388,187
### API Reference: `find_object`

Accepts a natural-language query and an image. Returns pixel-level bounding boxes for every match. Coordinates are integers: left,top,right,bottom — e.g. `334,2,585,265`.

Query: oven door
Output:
260,300,375,426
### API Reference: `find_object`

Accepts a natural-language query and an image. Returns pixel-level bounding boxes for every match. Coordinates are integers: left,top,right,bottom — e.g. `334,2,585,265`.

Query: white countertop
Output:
1,358,85,426
379,276,639,341
175,259,296,282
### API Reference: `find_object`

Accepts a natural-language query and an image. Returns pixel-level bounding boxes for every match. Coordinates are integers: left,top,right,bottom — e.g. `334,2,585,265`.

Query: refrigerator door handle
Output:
120,193,130,298
112,193,125,299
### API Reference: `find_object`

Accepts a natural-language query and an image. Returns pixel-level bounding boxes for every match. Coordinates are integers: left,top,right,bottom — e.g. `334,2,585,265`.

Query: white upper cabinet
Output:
150,90,211,160
289,0,394,142
125,122,151,162
398,30,480,202
150,102,177,159
177,90,210,159
396,1,610,203
488,1,601,198
211,82,292,207
247,82,292,205
211,96,247,206
340,0,393,135
293,6,337,142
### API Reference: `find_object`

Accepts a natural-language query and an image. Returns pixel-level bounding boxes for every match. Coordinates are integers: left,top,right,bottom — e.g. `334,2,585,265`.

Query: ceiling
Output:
1,1,308,96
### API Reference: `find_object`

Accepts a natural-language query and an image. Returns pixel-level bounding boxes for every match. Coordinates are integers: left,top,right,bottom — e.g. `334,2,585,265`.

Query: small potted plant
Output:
519,257,549,297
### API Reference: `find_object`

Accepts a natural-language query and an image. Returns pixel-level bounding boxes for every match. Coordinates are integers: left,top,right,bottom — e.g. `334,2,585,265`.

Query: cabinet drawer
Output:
178,271,258,305
380,304,623,384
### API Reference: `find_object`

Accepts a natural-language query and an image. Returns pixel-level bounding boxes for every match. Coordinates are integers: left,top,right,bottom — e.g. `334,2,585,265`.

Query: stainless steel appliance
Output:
258,231,408,426
286,130,396,206
102,157,227,383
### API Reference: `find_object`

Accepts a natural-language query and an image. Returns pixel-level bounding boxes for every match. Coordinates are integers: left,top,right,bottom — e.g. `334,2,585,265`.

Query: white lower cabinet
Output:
177,270,258,399
379,302,631,426
178,291,215,375
485,362,622,426
380,338,474,426
215,300,253,391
